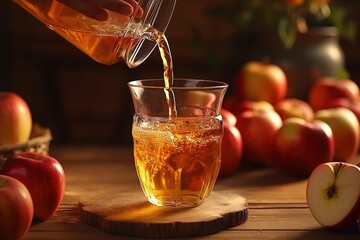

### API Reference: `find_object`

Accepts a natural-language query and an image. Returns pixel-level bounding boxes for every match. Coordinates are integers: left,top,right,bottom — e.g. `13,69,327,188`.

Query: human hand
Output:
56,0,143,21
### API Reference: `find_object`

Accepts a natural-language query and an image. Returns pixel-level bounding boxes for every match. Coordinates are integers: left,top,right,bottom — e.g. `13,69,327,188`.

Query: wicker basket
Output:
0,124,52,166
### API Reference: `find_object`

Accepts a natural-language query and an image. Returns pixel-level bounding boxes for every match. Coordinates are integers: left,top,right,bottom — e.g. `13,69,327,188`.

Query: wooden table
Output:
22,146,359,240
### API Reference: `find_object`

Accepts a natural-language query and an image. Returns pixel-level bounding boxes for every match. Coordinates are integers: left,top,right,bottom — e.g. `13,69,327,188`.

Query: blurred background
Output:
1,0,359,146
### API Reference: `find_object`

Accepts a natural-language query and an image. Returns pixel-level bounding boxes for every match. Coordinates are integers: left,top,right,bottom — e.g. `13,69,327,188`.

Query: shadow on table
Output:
218,166,305,188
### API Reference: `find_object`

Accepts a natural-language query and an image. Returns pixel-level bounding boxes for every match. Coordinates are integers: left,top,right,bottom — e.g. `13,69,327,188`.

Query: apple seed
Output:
327,185,336,199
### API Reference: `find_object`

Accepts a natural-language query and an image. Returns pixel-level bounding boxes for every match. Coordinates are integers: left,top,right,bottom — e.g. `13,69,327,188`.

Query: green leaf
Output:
342,21,357,42
329,5,357,42
336,67,350,80
278,17,296,49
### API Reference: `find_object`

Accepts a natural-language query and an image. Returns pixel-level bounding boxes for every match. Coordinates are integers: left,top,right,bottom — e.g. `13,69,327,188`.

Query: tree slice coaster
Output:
80,191,248,238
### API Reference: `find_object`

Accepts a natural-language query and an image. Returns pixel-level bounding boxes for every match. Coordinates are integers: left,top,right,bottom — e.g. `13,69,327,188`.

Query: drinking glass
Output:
128,79,228,207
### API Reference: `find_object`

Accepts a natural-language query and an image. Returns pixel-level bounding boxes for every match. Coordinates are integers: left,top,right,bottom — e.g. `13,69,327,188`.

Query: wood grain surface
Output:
80,191,248,238
20,146,360,240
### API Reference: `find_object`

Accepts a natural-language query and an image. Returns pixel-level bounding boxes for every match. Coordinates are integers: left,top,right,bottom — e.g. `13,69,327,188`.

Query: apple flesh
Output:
0,92,32,146
0,152,66,221
0,175,33,240
307,162,360,230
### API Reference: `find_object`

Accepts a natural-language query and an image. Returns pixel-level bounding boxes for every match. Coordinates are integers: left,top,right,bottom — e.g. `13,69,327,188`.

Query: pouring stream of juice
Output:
144,27,177,118
155,30,177,118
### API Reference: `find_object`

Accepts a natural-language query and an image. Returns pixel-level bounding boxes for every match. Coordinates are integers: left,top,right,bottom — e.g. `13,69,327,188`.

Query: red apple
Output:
221,108,237,126
180,91,216,108
0,92,32,146
284,0,304,7
322,98,360,127
351,156,360,169
235,61,287,105
307,162,360,230
0,175,33,240
0,152,66,221
219,123,243,177
318,98,360,147
315,107,360,163
236,107,282,166
308,77,359,111
274,98,314,121
274,118,334,178
233,100,274,117
222,94,239,113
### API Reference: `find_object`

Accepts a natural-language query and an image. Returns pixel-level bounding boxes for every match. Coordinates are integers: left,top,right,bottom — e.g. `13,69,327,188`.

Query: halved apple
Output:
306,162,360,230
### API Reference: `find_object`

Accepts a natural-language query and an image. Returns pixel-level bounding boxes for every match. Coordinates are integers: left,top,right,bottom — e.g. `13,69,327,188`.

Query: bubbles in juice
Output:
132,114,222,207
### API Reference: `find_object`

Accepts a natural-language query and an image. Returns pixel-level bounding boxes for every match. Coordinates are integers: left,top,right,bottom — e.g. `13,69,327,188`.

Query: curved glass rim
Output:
125,0,176,68
127,79,228,90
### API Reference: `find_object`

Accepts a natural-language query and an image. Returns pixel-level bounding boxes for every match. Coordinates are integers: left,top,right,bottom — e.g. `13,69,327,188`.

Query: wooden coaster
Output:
80,191,248,238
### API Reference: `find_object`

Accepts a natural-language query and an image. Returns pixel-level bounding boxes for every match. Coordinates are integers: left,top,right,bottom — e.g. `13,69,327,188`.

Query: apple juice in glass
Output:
128,79,228,207
127,13,228,206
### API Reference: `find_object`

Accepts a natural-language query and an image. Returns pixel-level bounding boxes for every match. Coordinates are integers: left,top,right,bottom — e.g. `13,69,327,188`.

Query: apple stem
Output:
334,162,344,176
327,185,336,198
